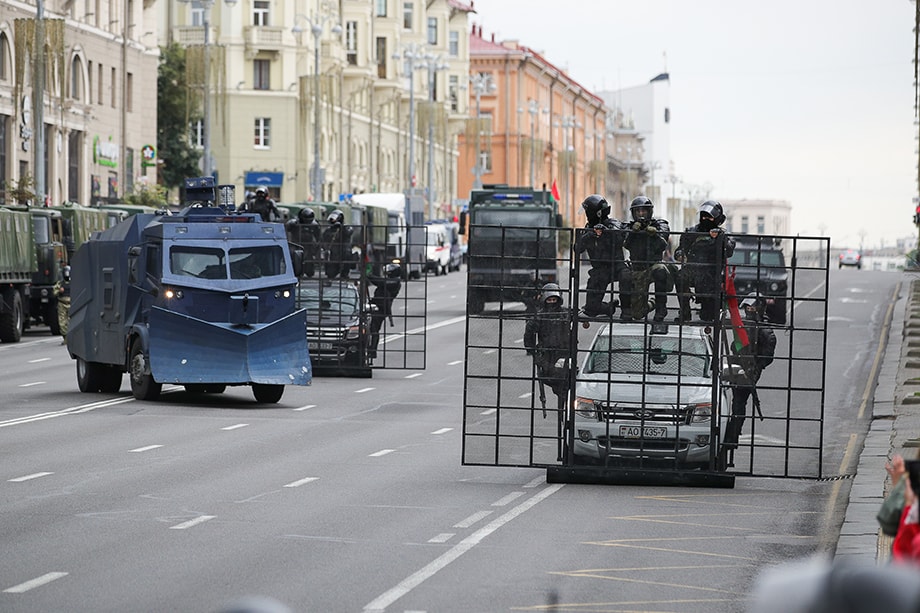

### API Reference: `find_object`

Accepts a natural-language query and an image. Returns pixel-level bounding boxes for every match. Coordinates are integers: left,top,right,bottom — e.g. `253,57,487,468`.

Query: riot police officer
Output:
574,194,626,317
322,209,354,279
724,293,777,453
623,196,672,328
285,207,321,278
368,263,403,360
523,283,573,411
242,186,280,222
674,200,735,322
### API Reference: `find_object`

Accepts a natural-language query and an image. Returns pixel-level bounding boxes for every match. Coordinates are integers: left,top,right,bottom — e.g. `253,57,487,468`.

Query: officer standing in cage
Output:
241,186,280,222
623,196,672,330
285,207,321,278
674,200,735,323
574,194,627,317
368,263,403,360
322,209,354,279
524,283,573,412
723,293,777,454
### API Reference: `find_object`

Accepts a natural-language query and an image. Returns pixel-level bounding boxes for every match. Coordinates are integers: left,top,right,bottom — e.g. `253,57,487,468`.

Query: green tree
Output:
124,182,167,207
157,42,202,188
4,174,36,205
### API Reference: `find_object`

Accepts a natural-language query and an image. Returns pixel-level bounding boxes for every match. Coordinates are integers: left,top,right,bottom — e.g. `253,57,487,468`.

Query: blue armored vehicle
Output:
66,177,311,403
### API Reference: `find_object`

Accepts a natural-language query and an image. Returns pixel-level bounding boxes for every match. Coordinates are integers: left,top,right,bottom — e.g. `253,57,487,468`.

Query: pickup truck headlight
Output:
346,325,361,340
574,397,598,419
687,402,712,423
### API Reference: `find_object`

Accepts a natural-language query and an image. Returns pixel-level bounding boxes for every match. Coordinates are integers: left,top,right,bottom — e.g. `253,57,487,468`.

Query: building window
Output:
87,61,93,103
70,56,83,100
110,66,116,107
376,37,387,79
68,131,80,201
190,1,205,27
427,17,437,44
126,72,133,112
449,75,459,111
97,63,103,105
0,33,10,81
740,215,749,234
756,215,765,234
191,119,203,148
125,148,134,194
254,117,271,148
0,116,7,202
253,59,270,90
402,2,413,29
449,31,458,57
345,21,358,66
376,0,387,17
253,0,270,26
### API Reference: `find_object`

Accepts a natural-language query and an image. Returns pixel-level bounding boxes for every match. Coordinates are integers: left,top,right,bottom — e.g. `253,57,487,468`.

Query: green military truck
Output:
460,184,564,314
0,208,36,342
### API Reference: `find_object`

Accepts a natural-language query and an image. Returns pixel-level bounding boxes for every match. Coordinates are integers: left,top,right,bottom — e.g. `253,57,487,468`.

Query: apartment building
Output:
0,0,158,206
163,0,474,213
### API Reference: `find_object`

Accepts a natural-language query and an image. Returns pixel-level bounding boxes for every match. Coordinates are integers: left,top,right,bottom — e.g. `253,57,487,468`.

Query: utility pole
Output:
33,0,45,205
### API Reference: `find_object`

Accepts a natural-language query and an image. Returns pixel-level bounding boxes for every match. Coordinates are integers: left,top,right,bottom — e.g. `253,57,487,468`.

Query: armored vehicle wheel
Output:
76,357,103,392
0,290,24,343
129,340,161,401
252,383,284,404
98,366,123,394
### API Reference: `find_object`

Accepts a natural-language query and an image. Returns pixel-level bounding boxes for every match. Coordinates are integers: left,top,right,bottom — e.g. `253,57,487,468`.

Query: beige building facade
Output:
163,0,474,213
0,0,159,206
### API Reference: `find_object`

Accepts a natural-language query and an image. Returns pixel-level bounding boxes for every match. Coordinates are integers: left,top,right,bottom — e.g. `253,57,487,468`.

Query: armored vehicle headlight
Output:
275,289,292,299
164,288,183,300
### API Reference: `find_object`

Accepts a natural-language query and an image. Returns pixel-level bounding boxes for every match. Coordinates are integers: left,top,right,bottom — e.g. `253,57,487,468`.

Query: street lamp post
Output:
180,0,237,180
393,44,427,194
469,73,495,190
293,7,341,201
422,52,448,219
521,99,543,188
556,114,578,225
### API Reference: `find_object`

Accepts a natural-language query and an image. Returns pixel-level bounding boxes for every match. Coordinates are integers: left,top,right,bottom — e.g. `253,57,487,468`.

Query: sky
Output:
469,0,916,250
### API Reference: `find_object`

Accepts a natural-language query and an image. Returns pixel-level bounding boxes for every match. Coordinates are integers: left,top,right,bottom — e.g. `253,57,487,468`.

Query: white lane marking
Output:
405,373,423,379
284,477,319,488
221,424,249,431
4,572,68,593
480,409,496,416
363,484,564,612
18,382,45,388
293,404,316,412
453,510,492,529
355,387,375,394
518,392,532,399
8,472,53,483
27,358,51,364
447,360,463,366
492,492,525,507
523,475,545,489
428,533,454,543
129,445,164,453
170,515,215,530
369,449,395,457
430,428,452,435
381,315,466,345
482,349,497,355
0,396,136,429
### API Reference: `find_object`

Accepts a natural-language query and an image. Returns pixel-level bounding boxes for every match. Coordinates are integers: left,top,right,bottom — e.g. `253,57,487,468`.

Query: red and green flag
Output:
550,179,561,203
725,265,749,351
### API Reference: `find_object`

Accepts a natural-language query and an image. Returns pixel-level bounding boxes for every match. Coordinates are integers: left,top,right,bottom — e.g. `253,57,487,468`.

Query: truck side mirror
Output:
458,211,467,235
127,245,141,284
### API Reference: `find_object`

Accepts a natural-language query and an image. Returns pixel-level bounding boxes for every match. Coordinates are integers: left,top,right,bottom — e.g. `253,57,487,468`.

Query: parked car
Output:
838,248,861,269
573,323,727,468
296,278,373,376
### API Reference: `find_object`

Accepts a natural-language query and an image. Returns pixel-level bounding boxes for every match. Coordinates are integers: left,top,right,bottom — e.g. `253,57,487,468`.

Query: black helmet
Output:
629,196,653,222
254,186,268,198
581,194,610,223
327,209,345,225
740,293,765,311
699,200,726,226
298,207,316,224
541,282,563,308
384,263,402,278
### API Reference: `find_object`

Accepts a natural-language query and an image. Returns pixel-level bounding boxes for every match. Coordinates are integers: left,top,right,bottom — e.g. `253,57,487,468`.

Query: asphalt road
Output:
0,266,896,612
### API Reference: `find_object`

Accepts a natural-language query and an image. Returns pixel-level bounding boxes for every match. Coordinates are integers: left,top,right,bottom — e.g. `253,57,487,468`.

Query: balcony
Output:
244,25,285,53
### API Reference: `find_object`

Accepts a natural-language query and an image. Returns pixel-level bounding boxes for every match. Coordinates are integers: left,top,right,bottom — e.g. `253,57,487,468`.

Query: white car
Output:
573,323,727,468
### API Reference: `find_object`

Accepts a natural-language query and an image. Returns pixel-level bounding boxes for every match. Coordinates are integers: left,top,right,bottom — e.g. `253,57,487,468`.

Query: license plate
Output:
619,425,667,439
308,342,333,351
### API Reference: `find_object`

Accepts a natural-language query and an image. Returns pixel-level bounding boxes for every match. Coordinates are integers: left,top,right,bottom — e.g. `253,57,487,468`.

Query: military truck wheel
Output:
76,357,103,392
0,290,24,343
98,366,123,394
46,303,61,336
129,340,161,401
252,383,284,404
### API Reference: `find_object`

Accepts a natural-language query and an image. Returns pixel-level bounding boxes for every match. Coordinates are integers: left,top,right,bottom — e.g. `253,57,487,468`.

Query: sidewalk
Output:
836,273,920,561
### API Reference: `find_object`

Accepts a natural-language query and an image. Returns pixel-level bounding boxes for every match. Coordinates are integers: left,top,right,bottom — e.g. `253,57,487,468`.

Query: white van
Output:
424,223,451,275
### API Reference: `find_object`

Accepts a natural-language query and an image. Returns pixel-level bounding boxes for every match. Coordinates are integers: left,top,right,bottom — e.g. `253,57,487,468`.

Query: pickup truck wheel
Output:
129,340,161,401
252,383,284,404
76,357,103,392
0,290,23,343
